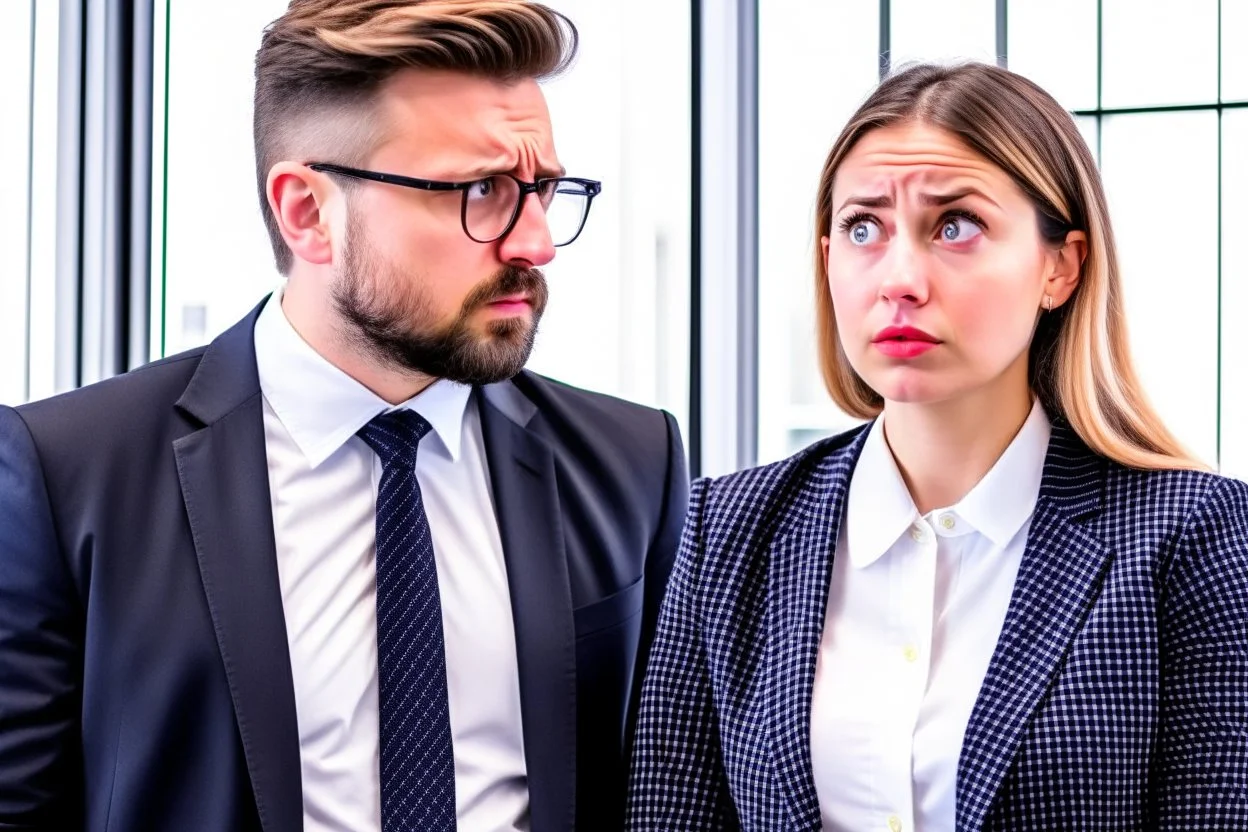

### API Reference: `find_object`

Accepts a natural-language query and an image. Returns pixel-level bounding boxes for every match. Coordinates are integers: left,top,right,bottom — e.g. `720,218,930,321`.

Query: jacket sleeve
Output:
1152,476,1248,828
0,406,83,829
626,410,690,743
626,477,740,830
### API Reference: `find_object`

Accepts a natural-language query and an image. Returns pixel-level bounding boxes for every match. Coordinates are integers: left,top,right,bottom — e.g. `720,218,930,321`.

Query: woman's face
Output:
822,121,1084,410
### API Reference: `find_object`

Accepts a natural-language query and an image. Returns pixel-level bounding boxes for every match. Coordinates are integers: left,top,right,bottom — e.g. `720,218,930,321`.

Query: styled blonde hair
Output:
253,0,577,273
813,62,1204,471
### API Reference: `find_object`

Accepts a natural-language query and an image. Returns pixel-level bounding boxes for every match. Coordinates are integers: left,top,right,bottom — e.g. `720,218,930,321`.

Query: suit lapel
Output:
174,306,303,832
765,431,867,828
478,385,577,832
956,423,1112,831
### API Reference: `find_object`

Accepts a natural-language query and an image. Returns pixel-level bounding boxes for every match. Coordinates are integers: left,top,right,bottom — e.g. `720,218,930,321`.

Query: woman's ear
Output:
1044,230,1087,309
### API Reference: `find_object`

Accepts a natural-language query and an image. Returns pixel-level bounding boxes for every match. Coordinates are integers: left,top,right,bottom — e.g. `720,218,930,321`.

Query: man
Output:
0,1,687,830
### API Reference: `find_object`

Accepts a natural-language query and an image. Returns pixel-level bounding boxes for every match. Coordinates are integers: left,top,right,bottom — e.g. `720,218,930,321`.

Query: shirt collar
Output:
951,397,1050,547
844,398,1051,569
845,416,922,570
253,290,472,468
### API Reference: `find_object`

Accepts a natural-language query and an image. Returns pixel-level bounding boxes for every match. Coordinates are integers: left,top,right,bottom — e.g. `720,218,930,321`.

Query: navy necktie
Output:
357,410,456,832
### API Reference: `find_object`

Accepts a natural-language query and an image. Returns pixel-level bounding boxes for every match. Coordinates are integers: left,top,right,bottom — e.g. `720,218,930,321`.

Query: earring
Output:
1044,295,1054,313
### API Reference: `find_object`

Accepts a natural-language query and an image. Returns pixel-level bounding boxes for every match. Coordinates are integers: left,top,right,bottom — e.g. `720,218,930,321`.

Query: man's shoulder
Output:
14,346,209,442
513,369,661,412
500,370,675,442
483,371,681,483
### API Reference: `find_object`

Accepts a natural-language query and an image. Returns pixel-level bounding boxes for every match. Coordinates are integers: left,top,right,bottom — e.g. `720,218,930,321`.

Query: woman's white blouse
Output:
811,401,1050,832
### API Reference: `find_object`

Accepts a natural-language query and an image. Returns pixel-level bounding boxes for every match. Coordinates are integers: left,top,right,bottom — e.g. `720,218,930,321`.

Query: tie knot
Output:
357,409,433,468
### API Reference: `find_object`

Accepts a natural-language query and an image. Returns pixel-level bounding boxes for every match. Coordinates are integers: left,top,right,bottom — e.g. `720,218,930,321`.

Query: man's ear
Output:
266,161,338,267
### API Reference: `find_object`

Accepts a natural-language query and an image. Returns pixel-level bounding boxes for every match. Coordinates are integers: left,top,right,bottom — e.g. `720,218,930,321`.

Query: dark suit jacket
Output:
627,419,1248,831
0,302,688,832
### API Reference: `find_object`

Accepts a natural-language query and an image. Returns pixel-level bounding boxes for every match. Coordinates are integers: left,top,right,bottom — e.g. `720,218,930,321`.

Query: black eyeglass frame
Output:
308,162,602,246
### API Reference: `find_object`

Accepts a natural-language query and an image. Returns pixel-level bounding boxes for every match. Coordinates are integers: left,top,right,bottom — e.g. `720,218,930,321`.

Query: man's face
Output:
331,69,561,385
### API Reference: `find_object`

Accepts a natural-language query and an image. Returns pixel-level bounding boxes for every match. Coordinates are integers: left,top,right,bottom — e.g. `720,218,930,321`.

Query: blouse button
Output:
888,816,903,832
939,513,956,530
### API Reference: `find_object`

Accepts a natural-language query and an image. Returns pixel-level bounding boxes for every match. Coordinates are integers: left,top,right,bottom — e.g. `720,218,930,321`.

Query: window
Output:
0,1,34,406
1222,109,1248,478
1100,111,1220,465
1,0,58,406
757,1,878,462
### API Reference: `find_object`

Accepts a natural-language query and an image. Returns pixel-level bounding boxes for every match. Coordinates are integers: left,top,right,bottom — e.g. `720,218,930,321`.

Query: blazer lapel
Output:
478,384,577,832
956,424,1112,831
173,306,303,832
765,431,867,829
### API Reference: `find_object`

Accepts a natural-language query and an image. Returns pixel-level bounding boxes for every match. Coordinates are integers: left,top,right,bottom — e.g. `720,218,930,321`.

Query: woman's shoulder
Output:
1100,460,1248,546
1106,460,1248,509
677,424,871,603
691,422,870,527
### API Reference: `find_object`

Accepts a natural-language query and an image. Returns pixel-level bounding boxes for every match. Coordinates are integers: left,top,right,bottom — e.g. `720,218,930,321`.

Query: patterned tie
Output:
357,410,456,832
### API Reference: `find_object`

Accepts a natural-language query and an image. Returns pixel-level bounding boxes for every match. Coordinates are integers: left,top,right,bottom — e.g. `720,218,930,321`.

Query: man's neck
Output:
280,282,437,405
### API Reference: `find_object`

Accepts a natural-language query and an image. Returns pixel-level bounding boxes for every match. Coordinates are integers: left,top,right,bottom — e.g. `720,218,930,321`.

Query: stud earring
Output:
1044,295,1054,313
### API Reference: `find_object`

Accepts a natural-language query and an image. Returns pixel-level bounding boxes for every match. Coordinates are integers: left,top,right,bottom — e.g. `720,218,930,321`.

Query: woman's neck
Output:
880,383,1035,516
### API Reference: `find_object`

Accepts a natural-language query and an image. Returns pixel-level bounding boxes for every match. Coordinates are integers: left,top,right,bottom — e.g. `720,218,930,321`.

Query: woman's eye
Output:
941,216,982,243
849,220,881,246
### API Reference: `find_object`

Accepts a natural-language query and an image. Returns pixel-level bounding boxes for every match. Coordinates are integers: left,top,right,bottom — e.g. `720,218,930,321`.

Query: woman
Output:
626,62,1248,831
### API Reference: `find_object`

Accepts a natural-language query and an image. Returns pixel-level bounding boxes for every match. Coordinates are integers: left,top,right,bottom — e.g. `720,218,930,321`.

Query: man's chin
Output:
481,315,536,341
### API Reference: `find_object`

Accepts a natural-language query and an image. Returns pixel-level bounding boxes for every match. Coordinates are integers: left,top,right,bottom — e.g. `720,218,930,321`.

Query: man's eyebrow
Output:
460,163,567,180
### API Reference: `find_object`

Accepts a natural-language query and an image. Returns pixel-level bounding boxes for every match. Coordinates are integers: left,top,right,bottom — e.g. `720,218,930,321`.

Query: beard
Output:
331,216,549,386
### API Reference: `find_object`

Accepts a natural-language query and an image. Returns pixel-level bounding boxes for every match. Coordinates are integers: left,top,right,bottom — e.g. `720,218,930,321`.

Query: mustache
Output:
462,266,548,312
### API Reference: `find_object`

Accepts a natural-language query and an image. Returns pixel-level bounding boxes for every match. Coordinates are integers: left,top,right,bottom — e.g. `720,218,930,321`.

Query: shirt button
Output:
939,513,956,530
888,816,903,832
903,645,919,663
909,523,928,542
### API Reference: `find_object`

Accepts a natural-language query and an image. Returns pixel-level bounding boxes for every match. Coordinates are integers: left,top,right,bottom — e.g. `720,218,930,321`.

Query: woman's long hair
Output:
813,62,1204,471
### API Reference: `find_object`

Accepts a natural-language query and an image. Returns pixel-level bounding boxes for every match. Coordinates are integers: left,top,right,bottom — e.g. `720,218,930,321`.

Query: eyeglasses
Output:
309,162,602,247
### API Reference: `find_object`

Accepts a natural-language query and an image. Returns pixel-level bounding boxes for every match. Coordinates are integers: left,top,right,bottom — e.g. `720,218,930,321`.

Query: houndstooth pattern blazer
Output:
626,419,1248,831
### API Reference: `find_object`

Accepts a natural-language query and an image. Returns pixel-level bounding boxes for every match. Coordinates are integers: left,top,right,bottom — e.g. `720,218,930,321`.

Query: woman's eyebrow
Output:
919,188,1001,210
836,194,893,213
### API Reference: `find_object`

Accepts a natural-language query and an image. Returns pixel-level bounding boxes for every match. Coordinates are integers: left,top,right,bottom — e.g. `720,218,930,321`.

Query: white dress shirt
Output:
253,290,530,832
811,400,1050,832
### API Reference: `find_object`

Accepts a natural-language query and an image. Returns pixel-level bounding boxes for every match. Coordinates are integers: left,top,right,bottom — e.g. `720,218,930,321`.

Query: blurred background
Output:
1,0,1245,478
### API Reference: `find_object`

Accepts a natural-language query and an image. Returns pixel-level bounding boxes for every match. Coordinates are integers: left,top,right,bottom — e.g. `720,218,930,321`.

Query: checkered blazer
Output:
626,419,1248,831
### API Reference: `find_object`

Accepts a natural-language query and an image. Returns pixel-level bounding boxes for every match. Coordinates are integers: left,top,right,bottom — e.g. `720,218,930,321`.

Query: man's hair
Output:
253,0,578,273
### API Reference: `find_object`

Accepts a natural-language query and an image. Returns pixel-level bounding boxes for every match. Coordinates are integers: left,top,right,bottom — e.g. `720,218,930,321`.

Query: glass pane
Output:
1007,0,1097,111
1101,112,1220,466
890,0,998,68
156,2,691,431
1075,115,1099,167
0,1,33,405
159,1,288,357
1102,0,1219,108
26,0,60,402
524,0,691,430
1221,111,1248,477
1225,0,1248,102
757,0,878,463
